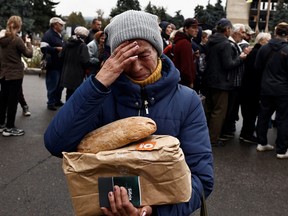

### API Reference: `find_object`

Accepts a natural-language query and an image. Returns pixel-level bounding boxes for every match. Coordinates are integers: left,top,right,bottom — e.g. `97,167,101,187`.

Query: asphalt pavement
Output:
0,73,287,216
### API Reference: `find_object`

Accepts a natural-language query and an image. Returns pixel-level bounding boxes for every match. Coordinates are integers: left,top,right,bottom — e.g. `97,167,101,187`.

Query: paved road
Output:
0,74,287,216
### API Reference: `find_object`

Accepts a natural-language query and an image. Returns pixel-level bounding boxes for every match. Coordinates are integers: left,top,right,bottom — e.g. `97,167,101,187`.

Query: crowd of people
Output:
160,16,288,160
0,9,287,216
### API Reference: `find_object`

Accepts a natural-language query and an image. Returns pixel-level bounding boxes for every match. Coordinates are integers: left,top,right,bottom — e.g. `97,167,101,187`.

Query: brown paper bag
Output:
62,135,192,216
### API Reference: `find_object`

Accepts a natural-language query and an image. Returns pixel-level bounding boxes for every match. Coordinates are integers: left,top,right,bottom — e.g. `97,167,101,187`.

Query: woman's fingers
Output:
95,41,139,87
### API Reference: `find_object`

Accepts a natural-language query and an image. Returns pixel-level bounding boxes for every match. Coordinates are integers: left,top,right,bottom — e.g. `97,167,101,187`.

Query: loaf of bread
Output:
77,116,157,153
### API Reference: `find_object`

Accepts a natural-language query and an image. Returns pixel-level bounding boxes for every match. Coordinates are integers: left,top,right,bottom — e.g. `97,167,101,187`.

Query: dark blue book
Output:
98,176,141,208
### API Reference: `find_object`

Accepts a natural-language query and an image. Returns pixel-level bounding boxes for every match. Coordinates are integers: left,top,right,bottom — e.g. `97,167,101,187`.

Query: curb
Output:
24,68,45,76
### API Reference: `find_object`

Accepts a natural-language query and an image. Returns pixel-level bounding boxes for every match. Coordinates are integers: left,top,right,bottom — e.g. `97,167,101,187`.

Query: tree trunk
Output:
265,0,271,32
255,0,261,34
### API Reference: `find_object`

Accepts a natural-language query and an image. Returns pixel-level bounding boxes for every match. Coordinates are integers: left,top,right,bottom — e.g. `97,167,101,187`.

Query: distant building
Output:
249,0,278,31
226,0,250,25
226,0,278,32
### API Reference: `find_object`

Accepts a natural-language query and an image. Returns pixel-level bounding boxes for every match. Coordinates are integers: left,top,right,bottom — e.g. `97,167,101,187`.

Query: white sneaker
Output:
256,144,274,152
277,150,288,159
2,127,25,137
22,105,31,116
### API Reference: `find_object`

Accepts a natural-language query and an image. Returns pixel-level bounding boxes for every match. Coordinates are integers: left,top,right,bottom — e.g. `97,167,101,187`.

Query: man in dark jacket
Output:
85,18,102,44
203,18,246,147
44,10,213,216
221,23,247,139
41,17,65,111
255,22,288,158
173,18,199,88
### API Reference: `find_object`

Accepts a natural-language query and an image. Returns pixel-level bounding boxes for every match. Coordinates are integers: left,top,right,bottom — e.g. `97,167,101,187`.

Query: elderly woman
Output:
239,32,271,144
44,10,213,216
60,26,90,101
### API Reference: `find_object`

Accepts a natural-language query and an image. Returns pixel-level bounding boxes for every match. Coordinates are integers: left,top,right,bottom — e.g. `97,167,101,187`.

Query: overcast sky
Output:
54,0,227,19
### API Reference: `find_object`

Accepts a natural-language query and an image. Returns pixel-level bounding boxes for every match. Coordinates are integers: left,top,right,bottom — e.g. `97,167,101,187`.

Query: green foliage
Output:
194,0,226,29
0,0,58,34
143,2,184,29
32,0,58,33
171,11,185,29
270,0,288,29
0,0,33,32
66,12,86,27
23,46,43,68
110,0,141,17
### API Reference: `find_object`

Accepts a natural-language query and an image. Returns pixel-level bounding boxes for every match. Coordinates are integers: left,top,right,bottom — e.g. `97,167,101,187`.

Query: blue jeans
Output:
45,69,63,106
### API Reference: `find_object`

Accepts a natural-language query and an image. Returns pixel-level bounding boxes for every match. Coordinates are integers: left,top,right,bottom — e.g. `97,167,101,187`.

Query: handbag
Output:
40,53,52,70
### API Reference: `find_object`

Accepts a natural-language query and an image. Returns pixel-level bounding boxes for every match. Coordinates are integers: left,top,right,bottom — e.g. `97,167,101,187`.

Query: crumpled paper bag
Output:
62,135,192,216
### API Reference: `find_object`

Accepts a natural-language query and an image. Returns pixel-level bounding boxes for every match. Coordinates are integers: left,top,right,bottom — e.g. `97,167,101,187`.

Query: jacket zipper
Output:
144,100,149,114
138,88,149,115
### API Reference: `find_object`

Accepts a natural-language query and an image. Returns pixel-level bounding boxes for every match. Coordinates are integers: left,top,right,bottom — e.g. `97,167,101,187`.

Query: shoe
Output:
22,105,31,116
277,150,288,159
55,101,64,107
2,127,25,137
0,124,6,133
256,144,274,152
218,136,230,141
239,135,258,144
47,105,57,111
223,132,234,138
211,140,225,147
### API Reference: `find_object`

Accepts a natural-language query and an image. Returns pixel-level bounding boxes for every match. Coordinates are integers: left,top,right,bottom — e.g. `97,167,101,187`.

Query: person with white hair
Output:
239,32,271,144
203,18,246,147
59,26,90,101
238,24,255,51
220,23,248,141
254,32,272,44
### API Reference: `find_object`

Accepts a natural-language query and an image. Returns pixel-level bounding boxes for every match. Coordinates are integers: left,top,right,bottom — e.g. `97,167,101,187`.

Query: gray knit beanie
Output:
104,10,163,56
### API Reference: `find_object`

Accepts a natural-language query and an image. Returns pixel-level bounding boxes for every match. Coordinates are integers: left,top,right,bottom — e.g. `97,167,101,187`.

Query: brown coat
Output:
0,34,33,80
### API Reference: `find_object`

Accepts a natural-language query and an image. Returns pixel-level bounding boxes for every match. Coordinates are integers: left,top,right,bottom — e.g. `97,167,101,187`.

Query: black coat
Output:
241,43,262,96
203,33,243,90
60,36,90,90
255,38,288,96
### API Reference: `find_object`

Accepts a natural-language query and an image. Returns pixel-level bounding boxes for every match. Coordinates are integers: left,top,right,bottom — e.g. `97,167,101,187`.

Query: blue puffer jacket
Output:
44,55,214,216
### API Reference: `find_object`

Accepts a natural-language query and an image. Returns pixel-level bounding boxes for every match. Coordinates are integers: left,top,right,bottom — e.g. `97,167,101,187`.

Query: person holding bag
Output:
44,10,213,216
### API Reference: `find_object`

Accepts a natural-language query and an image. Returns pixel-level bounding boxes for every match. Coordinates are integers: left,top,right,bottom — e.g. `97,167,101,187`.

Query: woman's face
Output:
165,25,173,36
123,39,158,81
99,35,106,44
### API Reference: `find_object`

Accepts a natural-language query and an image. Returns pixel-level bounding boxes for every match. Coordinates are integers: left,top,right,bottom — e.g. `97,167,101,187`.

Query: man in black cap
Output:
255,22,288,158
203,18,246,147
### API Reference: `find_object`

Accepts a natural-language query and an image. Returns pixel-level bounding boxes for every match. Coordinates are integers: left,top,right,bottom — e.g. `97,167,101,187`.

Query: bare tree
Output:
265,0,272,32
255,0,262,34
96,9,105,19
